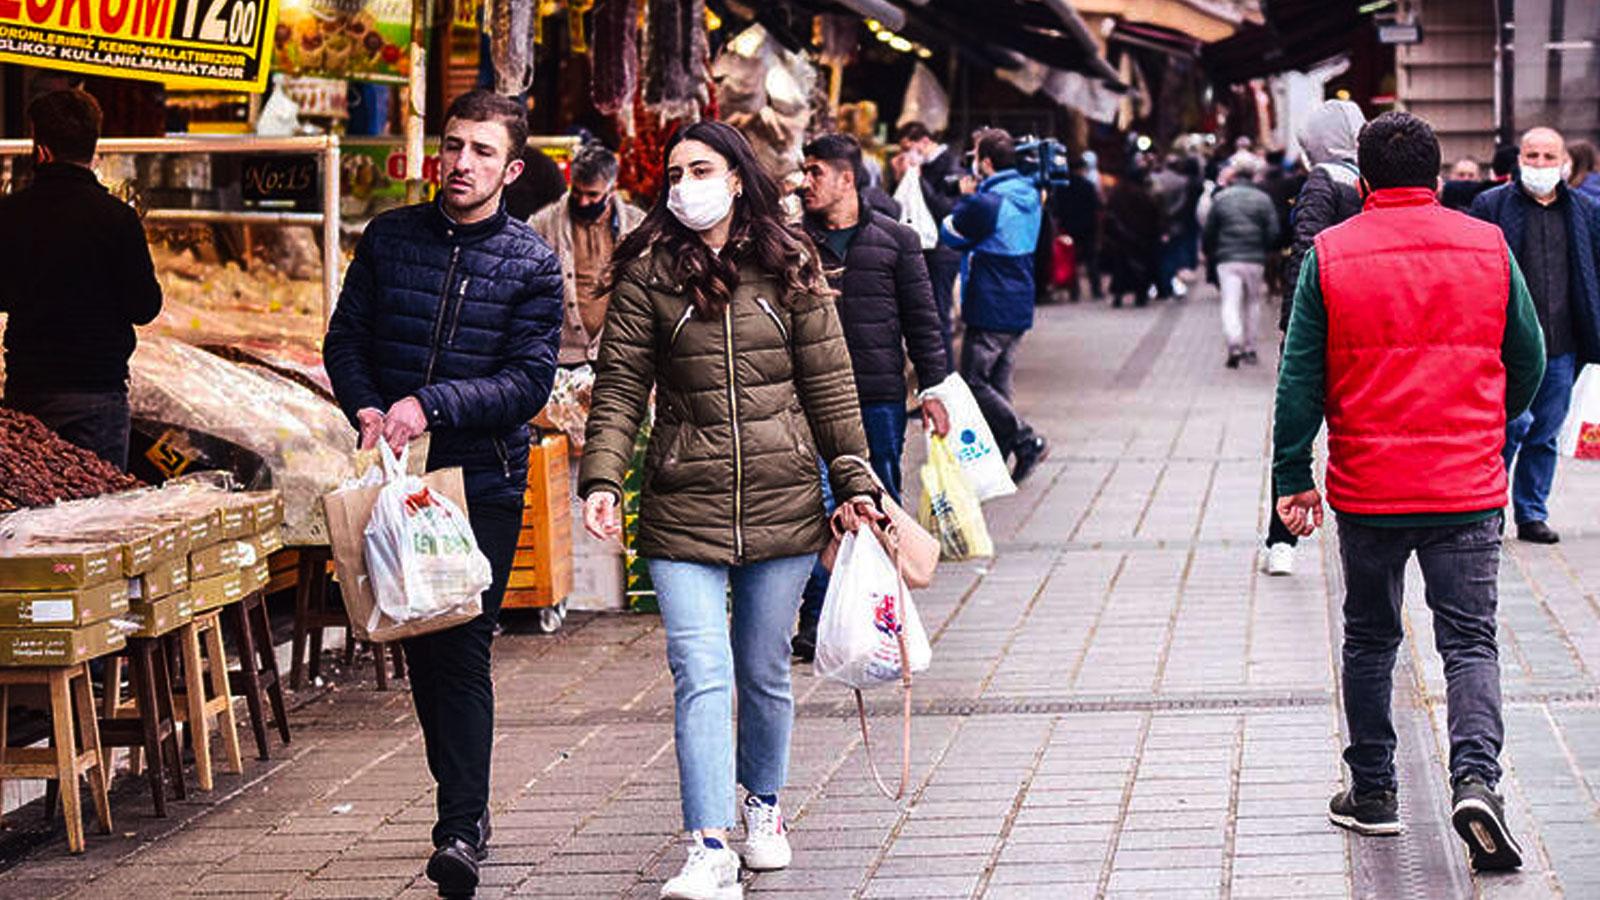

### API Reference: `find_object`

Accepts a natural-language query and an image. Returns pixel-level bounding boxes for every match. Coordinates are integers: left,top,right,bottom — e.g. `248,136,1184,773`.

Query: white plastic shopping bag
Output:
815,530,932,690
363,443,491,630
922,374,1017,501
894,166,940,250
1558,365,1600,460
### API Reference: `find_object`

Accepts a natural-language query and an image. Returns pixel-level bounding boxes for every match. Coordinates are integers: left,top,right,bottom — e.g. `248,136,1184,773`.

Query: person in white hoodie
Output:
1263,99,1367,577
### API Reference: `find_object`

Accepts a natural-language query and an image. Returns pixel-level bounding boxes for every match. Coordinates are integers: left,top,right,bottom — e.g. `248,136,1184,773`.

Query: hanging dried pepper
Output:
590,0,637,116
642,0,706,121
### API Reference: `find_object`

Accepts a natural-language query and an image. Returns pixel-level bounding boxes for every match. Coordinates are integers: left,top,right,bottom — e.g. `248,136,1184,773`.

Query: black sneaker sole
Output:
1452,797,1524,870
1328,809,1402,836
426,851,480,896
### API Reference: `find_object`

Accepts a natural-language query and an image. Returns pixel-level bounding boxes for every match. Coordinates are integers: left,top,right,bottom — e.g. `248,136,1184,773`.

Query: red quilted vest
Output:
1316,187,1510,514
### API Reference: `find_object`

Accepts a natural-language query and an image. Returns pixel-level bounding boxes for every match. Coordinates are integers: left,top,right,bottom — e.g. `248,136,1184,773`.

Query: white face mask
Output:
668,176,735,232
1521,164,1563,197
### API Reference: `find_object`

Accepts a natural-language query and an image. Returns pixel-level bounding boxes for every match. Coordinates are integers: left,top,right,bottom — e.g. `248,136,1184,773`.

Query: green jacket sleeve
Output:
788,289,876,501
1272,246,1327,497
578,273,656,500
1502,252,1547,418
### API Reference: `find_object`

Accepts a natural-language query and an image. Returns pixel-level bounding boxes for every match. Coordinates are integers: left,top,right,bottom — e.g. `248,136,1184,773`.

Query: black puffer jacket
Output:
1281,164,1362,331
805,207,949,404
324,202,564,505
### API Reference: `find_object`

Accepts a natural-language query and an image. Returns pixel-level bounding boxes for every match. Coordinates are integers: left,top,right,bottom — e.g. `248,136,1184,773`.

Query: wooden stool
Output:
100,637,186,816
0,664,112,853
225,590,291,760
291,547,406,691
166,611,243,791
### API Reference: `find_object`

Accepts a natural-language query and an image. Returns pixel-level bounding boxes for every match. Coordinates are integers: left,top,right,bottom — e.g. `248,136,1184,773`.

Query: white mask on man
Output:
1521,165,1563,197
668,176,735,231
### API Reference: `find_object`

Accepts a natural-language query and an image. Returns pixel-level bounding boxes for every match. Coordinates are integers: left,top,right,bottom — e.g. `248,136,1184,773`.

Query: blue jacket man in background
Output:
1470,126,1600,545
941,128,1050,482
323,90,563,897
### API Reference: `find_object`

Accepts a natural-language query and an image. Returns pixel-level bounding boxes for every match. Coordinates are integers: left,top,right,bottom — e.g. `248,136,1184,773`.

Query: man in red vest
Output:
1273,112,1546,870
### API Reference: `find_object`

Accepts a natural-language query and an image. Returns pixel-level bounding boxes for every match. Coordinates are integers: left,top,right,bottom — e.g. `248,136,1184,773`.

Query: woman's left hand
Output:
832,494,885,534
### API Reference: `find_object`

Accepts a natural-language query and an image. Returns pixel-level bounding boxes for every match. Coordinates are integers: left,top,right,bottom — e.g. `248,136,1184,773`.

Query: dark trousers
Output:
1337,514,1505,794
1067,233,1102,301
797,404,907,632
959,327,1035,457
4,389,131,470
401,497,523,848
925,249,960,371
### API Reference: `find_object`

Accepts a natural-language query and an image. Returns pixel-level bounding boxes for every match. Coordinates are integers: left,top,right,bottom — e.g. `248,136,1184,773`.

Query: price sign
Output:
241,153,319,210
0,0,280,92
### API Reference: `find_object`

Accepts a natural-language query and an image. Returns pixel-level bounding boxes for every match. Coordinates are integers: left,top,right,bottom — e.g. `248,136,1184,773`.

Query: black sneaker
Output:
1516,520,1560,544
1012,436,1050,485
427,838,481,898
1452,776,1523,871
1226,352,1243,369
1328,786,1401,836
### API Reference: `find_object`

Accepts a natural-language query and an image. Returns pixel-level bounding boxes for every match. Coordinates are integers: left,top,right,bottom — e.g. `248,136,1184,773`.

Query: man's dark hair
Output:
975,128,1017,171
803,132,865,187
28,89,101,164
571,144,618,185
1491,143,1519,179
443,90,528,161
1357,112,1441,190
897,121,932,143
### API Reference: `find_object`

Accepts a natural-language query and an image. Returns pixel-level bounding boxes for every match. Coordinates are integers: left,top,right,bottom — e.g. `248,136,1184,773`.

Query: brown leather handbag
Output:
819,455,939,590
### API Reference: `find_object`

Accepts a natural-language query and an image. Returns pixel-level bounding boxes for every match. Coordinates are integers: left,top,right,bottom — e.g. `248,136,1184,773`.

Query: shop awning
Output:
1201,0,1386,84
1074,0,1257,44
774,0,1124,85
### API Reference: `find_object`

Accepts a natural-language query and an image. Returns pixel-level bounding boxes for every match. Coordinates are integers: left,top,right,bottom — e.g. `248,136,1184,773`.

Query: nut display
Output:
0,409,143,509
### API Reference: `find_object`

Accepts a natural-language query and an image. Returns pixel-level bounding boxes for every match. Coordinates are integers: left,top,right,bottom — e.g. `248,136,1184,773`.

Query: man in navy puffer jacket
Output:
324,90,562,897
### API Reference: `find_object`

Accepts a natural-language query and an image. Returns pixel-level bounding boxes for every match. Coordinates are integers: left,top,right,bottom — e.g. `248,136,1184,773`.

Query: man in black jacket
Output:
323,90,563,897
895,121,962,368
0,89,161,469
791,133,950,659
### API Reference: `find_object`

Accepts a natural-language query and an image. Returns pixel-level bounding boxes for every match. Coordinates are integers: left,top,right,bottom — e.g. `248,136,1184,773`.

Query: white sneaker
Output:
741,794,792,871
660,839,743,900
1264,542,1296,576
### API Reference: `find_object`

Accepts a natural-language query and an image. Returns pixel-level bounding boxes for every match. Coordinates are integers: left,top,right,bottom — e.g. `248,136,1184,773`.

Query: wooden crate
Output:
504,435,574,609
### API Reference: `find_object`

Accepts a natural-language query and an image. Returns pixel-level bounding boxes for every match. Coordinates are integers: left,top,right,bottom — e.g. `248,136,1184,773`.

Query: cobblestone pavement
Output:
2,286,1598,899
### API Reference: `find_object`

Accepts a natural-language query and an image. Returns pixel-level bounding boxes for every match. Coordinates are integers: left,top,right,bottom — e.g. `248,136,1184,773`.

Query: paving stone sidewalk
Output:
1,285,1597,899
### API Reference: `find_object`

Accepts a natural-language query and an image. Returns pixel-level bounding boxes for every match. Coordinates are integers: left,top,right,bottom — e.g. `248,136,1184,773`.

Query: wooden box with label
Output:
504,435,574,613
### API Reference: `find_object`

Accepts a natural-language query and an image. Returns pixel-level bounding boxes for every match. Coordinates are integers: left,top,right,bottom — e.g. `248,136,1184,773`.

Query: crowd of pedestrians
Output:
308,87,1600,898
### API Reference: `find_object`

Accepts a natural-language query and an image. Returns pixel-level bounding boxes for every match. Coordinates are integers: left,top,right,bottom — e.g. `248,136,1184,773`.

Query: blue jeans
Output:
797,402,907,632
649,553,817,830
1504,353,1577,524
1337,514,1505,794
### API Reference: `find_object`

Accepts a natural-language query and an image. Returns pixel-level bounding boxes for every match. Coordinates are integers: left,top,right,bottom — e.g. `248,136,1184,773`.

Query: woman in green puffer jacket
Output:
579,120,879,900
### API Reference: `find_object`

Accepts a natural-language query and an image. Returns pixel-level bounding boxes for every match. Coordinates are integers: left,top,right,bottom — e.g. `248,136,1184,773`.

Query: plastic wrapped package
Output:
129,337,355,544
711,24,817,179
543,366,594,452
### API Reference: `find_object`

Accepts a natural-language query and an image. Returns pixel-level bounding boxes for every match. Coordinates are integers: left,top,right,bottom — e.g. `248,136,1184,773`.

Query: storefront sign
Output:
240,153,319,210
273,0,409,83
451,0,480,31
0,0,280,92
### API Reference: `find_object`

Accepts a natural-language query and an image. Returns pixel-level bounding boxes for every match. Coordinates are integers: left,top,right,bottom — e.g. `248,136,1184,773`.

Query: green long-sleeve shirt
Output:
1272,246,1547,527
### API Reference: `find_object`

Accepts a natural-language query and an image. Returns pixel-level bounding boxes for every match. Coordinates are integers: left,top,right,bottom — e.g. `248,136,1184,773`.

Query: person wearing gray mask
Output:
1471,127,1600,544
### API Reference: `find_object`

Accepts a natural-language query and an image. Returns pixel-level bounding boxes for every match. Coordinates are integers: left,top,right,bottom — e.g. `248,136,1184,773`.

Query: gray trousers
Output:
959,327,1036,456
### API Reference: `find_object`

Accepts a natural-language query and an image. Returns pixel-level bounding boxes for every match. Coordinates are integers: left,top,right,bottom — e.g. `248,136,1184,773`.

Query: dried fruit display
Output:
0,409,143,508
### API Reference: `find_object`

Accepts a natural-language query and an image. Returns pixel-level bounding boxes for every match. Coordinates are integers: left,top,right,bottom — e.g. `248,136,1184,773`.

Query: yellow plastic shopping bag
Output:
918,434,994,561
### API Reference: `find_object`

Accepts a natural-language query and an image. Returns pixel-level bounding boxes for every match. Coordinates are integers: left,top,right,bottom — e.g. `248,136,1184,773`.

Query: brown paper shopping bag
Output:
322,465,483,643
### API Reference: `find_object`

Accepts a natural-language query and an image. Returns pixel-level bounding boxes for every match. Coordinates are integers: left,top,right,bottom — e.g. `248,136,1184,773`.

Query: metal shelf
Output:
145,209,327,226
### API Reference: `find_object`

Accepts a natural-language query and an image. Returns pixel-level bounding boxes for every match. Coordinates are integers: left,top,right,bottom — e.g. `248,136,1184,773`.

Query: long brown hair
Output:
607,120,827,318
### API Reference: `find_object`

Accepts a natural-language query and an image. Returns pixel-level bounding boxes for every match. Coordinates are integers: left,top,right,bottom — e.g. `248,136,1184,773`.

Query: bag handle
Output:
378,440,410,483
852,540,914,802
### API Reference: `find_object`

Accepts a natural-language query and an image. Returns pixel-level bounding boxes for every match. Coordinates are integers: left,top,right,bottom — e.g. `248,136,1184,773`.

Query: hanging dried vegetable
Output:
488,0,537,95
591,0,638,118
643,0,707,121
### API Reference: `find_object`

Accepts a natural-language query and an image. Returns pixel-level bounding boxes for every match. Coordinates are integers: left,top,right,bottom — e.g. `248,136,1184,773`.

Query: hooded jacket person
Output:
1282,100,1366,332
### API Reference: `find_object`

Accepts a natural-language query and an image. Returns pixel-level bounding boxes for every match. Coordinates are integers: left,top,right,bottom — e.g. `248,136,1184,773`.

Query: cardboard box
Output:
116,521,187,576
238,559,271,595
125,591,194,638
188,540,252,581
167,508,223,549
191,570,246,612
0,543,123,590
0,581,130,628
216,491,284,540
252,526,285,560
0,620,126,666
131,556,190,601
